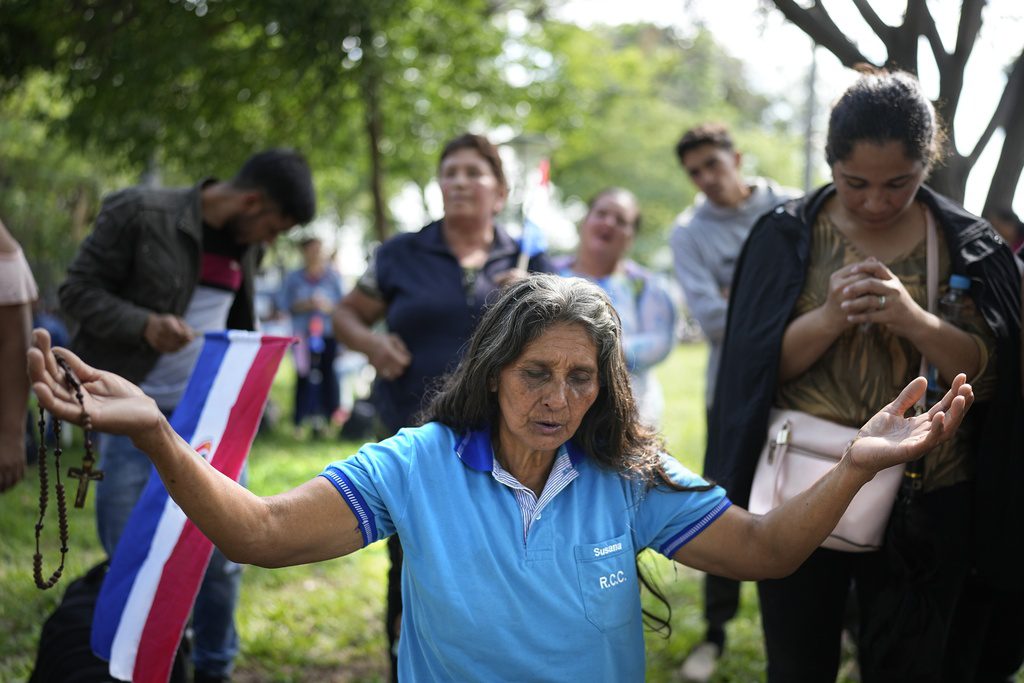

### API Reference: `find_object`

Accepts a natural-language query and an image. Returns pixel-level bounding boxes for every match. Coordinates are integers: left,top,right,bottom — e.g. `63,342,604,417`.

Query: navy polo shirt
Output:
357,221,552,432
319,423,731,681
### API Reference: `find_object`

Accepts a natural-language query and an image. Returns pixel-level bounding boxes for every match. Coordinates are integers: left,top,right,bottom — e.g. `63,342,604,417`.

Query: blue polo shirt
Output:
356,221,553,433
319,422,730,681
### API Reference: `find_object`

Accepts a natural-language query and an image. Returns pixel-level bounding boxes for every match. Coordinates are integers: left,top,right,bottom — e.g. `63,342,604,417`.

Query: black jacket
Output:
707,184,1022,587
60,182,260,383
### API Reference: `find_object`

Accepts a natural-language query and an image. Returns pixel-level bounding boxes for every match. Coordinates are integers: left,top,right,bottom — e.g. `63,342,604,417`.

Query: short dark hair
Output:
439,134,507,192
586,187,642,233
675,123,735,165
825,68,944,169
421,274,669,486
232,149,316,225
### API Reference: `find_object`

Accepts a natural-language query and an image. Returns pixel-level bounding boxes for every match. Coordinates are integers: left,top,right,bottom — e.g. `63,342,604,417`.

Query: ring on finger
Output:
878,294,886,310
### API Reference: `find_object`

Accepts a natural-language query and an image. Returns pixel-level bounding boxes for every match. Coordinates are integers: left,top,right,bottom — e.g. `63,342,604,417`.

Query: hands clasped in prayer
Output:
824,257,919,330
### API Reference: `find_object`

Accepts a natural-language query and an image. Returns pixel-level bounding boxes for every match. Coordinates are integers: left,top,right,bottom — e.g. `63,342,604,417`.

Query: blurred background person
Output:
987,206,1024,256
554,187,675,426
332,132,552,680
670,122,798,682
0,217,38,492
708,69,1021,682
280,236,345,438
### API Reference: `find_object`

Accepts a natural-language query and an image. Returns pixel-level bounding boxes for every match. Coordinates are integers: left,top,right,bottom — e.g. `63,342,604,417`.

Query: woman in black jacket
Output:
707,69,1021,682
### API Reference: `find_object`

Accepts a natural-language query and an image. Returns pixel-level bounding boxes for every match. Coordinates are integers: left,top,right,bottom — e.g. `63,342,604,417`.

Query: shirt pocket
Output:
574,532,637,632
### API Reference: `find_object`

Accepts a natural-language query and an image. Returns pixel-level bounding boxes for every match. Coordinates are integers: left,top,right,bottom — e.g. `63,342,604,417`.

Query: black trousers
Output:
702,404,741,650
702,573,740,648
758,483,972,683
292,336,339,426
942,574,1024,683
385,534,403,683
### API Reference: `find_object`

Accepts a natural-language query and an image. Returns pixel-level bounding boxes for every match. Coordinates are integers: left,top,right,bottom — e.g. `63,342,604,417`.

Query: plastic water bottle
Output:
939,274,971,323
926,274,971,403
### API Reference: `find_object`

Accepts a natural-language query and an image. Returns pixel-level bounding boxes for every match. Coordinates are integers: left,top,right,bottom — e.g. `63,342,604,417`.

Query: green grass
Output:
641,344,770,683
3,345,1011,681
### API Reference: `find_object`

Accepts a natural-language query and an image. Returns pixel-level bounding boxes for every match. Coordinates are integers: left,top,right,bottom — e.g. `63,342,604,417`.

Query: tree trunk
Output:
983,55,1024,218
768,0,1020,210
360,35,390,242
139,150,161,188
982,127,1024,220
70,183,91,243
929,158,969,205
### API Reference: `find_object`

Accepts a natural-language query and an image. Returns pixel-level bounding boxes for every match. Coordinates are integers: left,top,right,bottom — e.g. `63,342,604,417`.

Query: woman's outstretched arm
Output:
28,329,364,568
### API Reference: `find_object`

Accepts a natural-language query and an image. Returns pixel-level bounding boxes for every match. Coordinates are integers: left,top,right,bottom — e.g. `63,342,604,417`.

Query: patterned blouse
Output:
775,208,996,492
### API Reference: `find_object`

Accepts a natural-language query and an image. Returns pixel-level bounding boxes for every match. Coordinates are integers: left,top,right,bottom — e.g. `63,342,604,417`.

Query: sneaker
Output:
680,641,721,682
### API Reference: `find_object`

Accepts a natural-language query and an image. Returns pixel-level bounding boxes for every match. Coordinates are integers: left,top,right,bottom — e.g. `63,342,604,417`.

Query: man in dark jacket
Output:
59,149,315,682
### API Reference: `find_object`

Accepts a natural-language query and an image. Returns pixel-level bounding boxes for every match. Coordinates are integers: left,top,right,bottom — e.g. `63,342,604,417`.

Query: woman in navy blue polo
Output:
332,133,552,676
30,275,974,682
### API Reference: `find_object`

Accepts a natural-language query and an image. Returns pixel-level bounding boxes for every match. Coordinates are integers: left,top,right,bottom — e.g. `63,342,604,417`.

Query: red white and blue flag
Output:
516,158,552,270
91,331,292,683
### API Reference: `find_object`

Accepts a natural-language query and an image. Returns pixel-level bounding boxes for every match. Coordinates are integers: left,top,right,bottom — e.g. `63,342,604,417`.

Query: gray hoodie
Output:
671,177,799,406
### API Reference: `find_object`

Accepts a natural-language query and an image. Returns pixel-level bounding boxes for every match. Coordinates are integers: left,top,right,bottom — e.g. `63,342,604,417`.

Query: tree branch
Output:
983,63,1024,214
950,0,985,74
770,0,873,68
967,50,1024,169
916,1,949,71
933,0,984,126
850,0,893,45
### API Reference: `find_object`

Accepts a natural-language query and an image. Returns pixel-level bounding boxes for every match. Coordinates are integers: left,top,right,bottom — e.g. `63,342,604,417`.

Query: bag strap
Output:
916,208,939,412
926,208,939,315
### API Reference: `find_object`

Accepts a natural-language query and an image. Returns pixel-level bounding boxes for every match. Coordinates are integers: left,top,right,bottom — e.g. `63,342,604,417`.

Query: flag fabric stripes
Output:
516,158,551,270
91,331,292,683
519,216,548,260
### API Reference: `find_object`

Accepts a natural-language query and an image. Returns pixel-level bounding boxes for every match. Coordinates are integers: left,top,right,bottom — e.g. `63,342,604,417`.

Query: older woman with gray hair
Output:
29,274,973,681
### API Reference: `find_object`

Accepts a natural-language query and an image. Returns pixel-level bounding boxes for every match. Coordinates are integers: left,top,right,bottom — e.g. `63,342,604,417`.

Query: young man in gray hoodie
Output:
670,123,798,682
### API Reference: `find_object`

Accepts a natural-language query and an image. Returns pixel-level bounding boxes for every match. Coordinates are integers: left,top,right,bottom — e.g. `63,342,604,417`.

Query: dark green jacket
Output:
59,181,259,383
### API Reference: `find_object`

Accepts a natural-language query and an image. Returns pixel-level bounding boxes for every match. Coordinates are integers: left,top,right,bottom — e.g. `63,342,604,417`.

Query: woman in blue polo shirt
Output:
30,275,973,682
332,133,552,672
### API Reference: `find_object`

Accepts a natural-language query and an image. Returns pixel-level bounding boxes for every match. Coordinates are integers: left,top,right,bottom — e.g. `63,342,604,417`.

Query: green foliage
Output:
522,22,804,265
0,71,134,300
0,3,806,274
0,0,530,239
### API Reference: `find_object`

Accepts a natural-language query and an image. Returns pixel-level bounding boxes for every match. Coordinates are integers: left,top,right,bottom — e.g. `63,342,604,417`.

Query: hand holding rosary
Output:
33,352,104,590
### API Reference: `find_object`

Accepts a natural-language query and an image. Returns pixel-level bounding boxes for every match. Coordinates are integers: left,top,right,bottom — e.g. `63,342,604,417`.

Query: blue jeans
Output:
96,432,243,677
